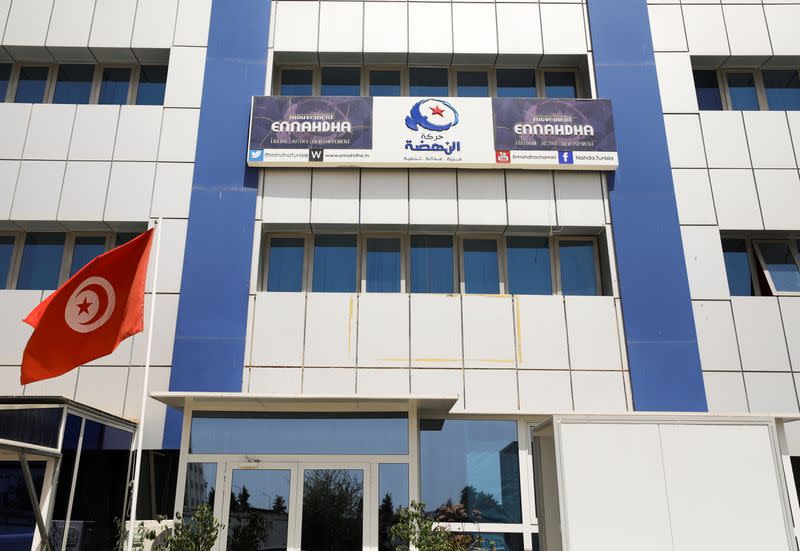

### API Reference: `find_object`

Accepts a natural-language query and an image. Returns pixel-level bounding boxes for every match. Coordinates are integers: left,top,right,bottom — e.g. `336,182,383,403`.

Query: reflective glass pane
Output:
763,70,800,111
321,67,361,96
379,464,408,551
0,63,10,101
183,463,217,516
758,242,800,292
506,236,552,295
496,69,536,98
693,70,723,110
727,73,760,111
410,235,453,293
281,69,313,96
420,419,522,523
136,65,168,105
463,239,500,294
370,70,401,97
457,72,489,97
0,235,14,288
0,461,45,551
544,71,576,99
366,238,401,293
17,232,65,290
52,64,94,104
15,67,49,103
722,238,754,296
302,469,363,551
558,240,597,296
409,68,448,97
0,407,62,448
267,237,305,292
69,236,106,277
312,234,357,292
49,415,81,550
470,533,525,551
98,68,131,105
190,413,408,454
115,232,140,247
227,469,291,551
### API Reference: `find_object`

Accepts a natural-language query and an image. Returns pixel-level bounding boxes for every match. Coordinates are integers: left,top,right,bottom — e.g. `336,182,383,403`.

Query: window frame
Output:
274,66,318,96
359,233,408,293
504,232,557,296
540,67,582,99
260,232,310,293
308,232,362,293
51,63,100,105
720,68,768,111
752,238,800,297
93,64,137,105
761,68,800,111
0,231,22,289
408,232,459,294
8,63,56,104
457,234,506,295
721,235,762,297
553,235,602,296
63,232,114,282
453,67,494,98
366,67,406,97
319,65,365,97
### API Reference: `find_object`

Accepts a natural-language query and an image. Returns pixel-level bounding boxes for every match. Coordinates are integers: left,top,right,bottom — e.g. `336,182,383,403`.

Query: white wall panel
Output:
114,106,163,162
680,226,729,300
303,367,356,394
701,112,751,169
0,104,32,160
318,2,363,63
452,3,497,65
3,0,54,57
457,170,506,228
654,53,698,113
249,367,302,394
363,2,406,64
0,367,24,396
462,295,515,369
410,294,462,368
130,294,179,366
515,295,569,370
23,104,75,160
780,298,800,372
682,5,730,59
150,162,193,219
158,108,199,162
571,371,627,412
89,0,137,62
357,293,409,368
273,1,319,58
310,168,359,224
57,161,110,223
69,105,119,161
505,171,555,227
692,300,741,372
74,366,128,417
722,5,772,61
672,169,716,225
703,372,749,413
409,169,457,227
0,160,20,220
262,169,312,225
132,0,178,51
146,218,186,293
565,296,622,371
360,169,408,226
358,368,410,395
709,169,763,230
408,3,452,65
554,171,605,227
496,3,542,65
304,293,357,367
464,369,517,412
25,369,77,399
174,0,212,47
746,372,799,413
104,162,156,222
11,161,65,221
163,47,207,108
123,365,170,449
46,0,95,61
663,115,706,169
765,5,800,57
411,369,464,410
789,112,800,168
0,291,40,364
648,4,687,52
744,112,796,169
540,4,586,54
0,0,11,60
732,297,791,372
251,292,305,367
755,170,800,230
518,370,572,412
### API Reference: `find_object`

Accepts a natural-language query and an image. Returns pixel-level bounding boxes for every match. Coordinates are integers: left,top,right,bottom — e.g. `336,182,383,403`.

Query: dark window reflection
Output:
693,70,723,111
420,419,522,524
267,237,305,292
410,235,454,293
302,469,363,551
52,64,94,104
183,463,217,517
0,235,15,289
312,234,358,292
136,66,168,105
98,68,131,105
135,450,178,519
722,238,755,296
321,67,361,96
370,71,401,97
0,460,45,551
227,469,291,551
15,67,49,103
17,232,65,290
496,69,536,98
544,71,576,99
70,236,106,277
506,236,552,295
727,72,760,111
49,415,81,550
457,72,488,97
0,63,10,101
469,533,526,551
280,70,313,96
409,68,448,97
378,464,408,551
559,240,598,296
0,407,62,448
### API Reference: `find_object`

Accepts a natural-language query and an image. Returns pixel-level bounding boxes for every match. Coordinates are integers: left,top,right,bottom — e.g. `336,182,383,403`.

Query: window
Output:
753,240,800,294
0,63,10,101
370,70,401,97
115,232,140,247
693,70,723,110
506,236,552,295
312,234,358,292
321,67,361,96
15,66,50,103
721,236,800,296
725,72,760,111
457,71,489,97
558,239,598,296
462,238,500,294
183,463,217,517
763,70,800,111
69,235,107,277
280,69,313,95
136,65,168,105
496,69,536,98
410,235,454,293
265,236,306,292
409,68,449,97
544,71,577,99
52,64,94,104
98,67,132,105
365,237,401,292
379,463,409,551
0,235,14,288
17,232,65,290
722,238,754,296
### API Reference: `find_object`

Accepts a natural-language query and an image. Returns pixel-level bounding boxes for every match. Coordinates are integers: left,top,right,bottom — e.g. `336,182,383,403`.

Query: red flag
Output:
20,228,155,385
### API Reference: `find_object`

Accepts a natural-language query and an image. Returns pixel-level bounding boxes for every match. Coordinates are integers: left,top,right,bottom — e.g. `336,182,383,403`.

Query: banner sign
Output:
247,96,617,170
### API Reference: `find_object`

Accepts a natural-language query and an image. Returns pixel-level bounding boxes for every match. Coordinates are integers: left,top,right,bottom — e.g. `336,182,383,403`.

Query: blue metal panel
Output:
587,0,707,411
163,0,270,448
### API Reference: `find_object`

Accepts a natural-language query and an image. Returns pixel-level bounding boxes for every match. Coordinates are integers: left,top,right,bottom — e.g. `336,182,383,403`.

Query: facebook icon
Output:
558,151,573,165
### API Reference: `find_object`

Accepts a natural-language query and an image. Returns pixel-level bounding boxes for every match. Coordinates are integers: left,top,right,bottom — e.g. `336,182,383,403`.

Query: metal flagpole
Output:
126,217,163,551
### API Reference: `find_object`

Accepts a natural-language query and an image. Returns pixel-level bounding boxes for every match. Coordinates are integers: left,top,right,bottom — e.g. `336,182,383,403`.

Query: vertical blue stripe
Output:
163,0,271,448
587,0,707,411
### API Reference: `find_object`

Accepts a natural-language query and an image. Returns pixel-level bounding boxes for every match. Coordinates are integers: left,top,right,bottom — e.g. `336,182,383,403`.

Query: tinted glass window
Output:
722,238,754,296
281,69,313,96
312,234,358,292
115,232,140,247
727,73,760,110
302,469,363,551
70,236,106,277
17,232,65,290
227,468,291,551
763,70,800,111
506,236,552,295
559,240,597,296
463,239,500,294
544,71,576,98
0,461,45,551
0,235,14,288
98,68,131,105
496,69,536,98
693,70,723,110
366,237,401,293
50,414,81,545
420,419,522,523
0,407,63,448
0,63,10,101
137,65,168,105
15,66,49,103
321,67,361,96
190,413,409,454
757,242,800,292
379,463,408,551
457,72,489,97
183,463,217,516
471,533,525,551
409,68,449,97
52,64,94,104
370,70,401,97
267,237,305,292
410,235,453,293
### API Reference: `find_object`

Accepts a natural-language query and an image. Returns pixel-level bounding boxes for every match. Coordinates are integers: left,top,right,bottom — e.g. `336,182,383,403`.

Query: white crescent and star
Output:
64,276,116,334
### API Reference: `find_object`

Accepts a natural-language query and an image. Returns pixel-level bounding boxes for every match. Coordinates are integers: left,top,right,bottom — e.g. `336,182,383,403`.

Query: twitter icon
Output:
249,149,264,162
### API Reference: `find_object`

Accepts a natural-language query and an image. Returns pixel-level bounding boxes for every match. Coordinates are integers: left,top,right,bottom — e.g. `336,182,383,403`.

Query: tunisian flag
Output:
20,228,154,385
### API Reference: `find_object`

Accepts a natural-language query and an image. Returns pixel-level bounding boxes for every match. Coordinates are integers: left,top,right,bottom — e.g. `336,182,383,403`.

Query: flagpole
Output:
127,218,162,551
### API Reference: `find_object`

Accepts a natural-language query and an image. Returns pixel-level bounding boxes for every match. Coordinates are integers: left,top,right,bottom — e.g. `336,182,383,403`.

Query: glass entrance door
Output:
299,467,366,551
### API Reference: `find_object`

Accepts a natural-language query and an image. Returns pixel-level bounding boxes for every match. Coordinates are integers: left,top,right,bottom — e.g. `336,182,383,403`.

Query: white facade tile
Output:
318,2,363,62
89,0,137,61
722,5,771,59
23,104,76,160
457,170,506,228
692,300,741,372
3,0,54,51
408,3,452,64
540,3,586,54
672,169,716,225
464,369,518,412
104,162,156,222
25,369,77,399
151,162,193,219
58,161,111,222
754,170,800,230
158,108,199,162
163,47,207,108
789,112,800,168
357,368,410,395
0,291,40,364
0,104,32,160
496,3,542,63
123,365,170,448
262,169,312,225
701,112,751,169
363,2,407,63
249,367,302,394
357,293,409,368
648,4,687,52
515,295,570,371
174,0,212,47
304,293,358,367
703,372,749,413
410,369,464,410
664,115,707,169
303,367,356,394
709,169,763,230
780,298,800,372
132,0,178,50
452,3,497,64
0,367,24,396
462,295,516,369
146,218,186,293
565,296,623,371
518,370,573,412
273,1,319,56
680,226,729,300
410,294,462,368
682,5,730,58
69,105,120,161
744,372,799,413
732,297,791,373
129,293,179,366
0,161,20,220
654,53,698,113
505,171,556,227
11,161,65,221
251,292,306,367
114,106,163,162
0,1,11,58
75,366,128,417
409,169,458,227
46,0,95,56
764,5,800,57
360,169,408,226
571,371,627,412
554,171,605,227
310,168,360,224
744,112,796,169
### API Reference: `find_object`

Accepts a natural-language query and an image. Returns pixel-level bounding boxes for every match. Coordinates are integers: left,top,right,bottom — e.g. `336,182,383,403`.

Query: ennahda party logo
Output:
405,99,460,132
